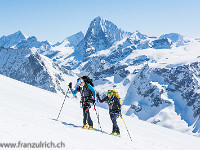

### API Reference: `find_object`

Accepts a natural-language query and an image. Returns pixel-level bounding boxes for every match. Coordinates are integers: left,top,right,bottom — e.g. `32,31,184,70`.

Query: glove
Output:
90,97,95,104
68,82,72,89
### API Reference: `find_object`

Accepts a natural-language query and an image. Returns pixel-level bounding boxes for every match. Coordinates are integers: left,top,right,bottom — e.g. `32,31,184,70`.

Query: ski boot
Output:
82,124,87,129
116,133,121,137
88,126,93,130
112,132,120,137
113,132,117,136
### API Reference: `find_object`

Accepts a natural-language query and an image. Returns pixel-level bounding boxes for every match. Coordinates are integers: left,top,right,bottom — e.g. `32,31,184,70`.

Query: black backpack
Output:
82,76,94,87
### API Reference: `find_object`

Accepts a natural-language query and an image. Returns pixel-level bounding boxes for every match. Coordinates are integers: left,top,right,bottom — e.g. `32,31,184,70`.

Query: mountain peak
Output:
4,30,25,38
89,16,107,31
160,33,183,40
73,17,132,60
56,31,85,47
27,36,37,41
159,33,188,46
92,16,104,23
66,31,84,40
16,36,51,49
75,17,119,58
14,30,23,35
65,31,84,47
12,30,28,39
130,31,148,41
0,31,26,48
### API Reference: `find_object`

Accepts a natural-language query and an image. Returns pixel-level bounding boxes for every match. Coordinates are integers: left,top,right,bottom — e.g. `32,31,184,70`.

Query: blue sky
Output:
0,0,200,44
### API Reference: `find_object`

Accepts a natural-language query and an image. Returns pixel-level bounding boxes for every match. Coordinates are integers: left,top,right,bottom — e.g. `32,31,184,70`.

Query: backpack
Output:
82,76,94,87
111,90,122,107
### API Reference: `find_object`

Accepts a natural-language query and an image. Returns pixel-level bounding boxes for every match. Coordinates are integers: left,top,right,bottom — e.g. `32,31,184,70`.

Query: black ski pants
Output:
83,102,93,127
110,113,120,134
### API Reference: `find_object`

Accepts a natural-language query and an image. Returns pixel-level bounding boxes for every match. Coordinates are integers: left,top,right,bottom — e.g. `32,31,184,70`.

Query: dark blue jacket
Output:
98,95,121,113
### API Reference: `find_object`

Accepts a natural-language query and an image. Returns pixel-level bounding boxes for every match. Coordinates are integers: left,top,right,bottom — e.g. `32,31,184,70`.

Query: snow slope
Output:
0,74,200,150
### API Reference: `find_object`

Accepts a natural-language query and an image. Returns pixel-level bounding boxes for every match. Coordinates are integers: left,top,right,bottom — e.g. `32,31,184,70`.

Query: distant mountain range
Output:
0,16,200,135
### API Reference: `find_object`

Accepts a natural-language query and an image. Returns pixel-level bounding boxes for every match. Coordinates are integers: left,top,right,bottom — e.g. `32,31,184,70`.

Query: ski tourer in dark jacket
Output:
69,77,96,130
96,90,121,136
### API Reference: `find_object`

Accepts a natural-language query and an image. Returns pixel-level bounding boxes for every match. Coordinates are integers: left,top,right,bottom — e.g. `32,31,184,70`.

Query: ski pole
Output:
121,115,133,141
97,99,99,113
94,107,103,133
95,93,99,129
57,88,70,120
96,99,100,128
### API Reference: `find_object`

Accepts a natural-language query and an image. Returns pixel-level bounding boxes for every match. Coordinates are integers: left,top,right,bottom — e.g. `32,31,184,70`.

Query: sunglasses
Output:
107,91,113,95
77,80,84,85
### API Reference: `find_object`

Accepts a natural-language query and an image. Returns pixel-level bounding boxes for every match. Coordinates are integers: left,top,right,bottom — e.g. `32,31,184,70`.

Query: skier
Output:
96,90,121,136
69,76,96,130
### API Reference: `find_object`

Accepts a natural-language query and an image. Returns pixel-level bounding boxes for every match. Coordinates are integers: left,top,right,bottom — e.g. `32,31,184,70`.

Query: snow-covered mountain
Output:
0,47,76,94
72,16,132,60
1,74,200,150
49,32,85,67
16,36,51,49
159,33,190,47
15,36,54,57
1,16,200,136
123,63,200,133
0,31,26,48
56,31,84,47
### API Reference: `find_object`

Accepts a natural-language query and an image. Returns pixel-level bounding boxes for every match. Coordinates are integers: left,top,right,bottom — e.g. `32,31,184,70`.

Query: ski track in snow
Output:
0,74,200,150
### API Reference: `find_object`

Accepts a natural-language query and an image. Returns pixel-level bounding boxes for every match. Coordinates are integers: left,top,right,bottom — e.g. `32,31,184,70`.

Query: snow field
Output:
0,74,200,150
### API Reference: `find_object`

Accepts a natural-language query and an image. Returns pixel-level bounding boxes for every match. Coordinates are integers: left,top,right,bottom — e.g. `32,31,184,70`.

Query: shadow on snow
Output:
51,118,109,135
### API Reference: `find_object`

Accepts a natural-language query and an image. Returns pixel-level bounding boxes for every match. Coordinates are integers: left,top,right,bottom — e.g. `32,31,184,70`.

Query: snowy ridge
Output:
61,31,84,47
0,31,26,48
124,64,200,134
159,33,190,47
0,47,76,94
